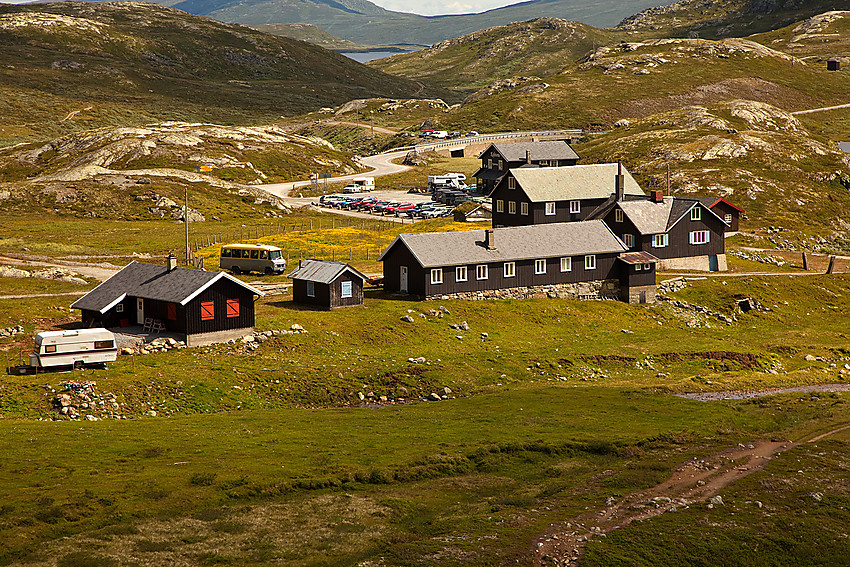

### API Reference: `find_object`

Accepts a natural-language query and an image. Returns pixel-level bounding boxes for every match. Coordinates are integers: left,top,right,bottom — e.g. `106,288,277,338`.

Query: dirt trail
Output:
533,423,850,566
0,255,119,282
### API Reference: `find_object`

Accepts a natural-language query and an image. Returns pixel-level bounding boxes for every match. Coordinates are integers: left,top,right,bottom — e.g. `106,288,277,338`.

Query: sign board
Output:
320,173,332,179
199,165,213,173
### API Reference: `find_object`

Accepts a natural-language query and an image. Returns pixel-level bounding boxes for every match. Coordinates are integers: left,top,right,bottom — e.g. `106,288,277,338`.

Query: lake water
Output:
339,50,413,63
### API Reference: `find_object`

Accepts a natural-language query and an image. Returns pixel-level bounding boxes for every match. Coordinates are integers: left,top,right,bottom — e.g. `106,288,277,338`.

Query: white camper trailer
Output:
29,329,118,370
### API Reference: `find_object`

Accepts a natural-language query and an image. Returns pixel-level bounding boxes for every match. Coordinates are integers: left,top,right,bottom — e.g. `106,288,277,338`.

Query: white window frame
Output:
520,202,529,216
689,230,710,245
691,207,701,221
115,304,124,313
535,259,546,275
724,213,732,224
498,159,503,170
306,281,315,297
560,257,572,272
652,234,669,248
476,264,488,280
504,262,515,278
615,209,624,223
635,263,642,271
643,263,652,271
545,202,556,216
431,268,443,284
456,266,467,282
508,201,516,214
569,200,581,214
496,199,504,213
340,281,352,298
538,160,549,167
585,255,596,270
488,158,493,169
622,234,634,248
508,177,516,190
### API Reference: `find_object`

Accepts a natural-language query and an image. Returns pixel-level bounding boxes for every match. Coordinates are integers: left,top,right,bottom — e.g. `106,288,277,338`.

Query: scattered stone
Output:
804,354,817,362
290,324,303,331
621,329,634,334
397,386,409,396
809,492,823,502
357,392,365,400
481,332,488,338
401,315,415,323
427,392,442,401
709,495,724,507
408,356,427,364
439,387,452,397
439,306,450,314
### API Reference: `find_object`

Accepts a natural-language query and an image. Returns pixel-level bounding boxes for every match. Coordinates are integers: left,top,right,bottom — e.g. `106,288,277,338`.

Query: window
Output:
569,200,581,214
456,266,468,282
635,263,642,271
226,298,240,317
250,250,259,259
560,257,572,272
535,259,546,274
45,345,56,353
622,234,634,248
585,255,596,270
504,262,515,278
200,301,214,320
94,340,114,349
167,302,177,320
221,248,232,258
652,234,669,248
689,230,710,245
340,281,352,298
498,160,503,169
643,263,652,271
431,268,443,285
496,199,504,213
520,202,528,215
615,209,624,223
508,177,516,190
724,213,732,224
115,303,124,313
545,202,556,216
488,158,493,169
508,201,516,214
539,160,549,166
476,265,488,280
306,281,315,297
260,250,268,260
690,207,701,221
241,249,250,258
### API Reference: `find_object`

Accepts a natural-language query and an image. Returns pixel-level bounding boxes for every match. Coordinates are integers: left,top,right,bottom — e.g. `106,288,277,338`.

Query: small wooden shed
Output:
288,260,367,310
827,58,841,71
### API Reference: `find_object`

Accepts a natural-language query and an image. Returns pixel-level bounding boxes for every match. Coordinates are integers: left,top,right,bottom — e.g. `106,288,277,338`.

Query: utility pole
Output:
370,110,374,138
184,184,190,266
666,163,671,196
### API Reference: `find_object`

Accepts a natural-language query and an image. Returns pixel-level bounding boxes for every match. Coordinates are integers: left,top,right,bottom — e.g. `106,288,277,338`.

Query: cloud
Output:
371,0,518,16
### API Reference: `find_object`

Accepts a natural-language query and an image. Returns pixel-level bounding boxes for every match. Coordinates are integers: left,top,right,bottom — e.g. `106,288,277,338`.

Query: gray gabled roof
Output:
617,199,675,234
378,221,628,269
510,163,645,202
487,141,580,163
71,262,263,314
287,259,366,284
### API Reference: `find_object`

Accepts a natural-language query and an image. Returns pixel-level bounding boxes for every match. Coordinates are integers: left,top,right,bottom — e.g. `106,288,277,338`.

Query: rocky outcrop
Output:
0,265,87,285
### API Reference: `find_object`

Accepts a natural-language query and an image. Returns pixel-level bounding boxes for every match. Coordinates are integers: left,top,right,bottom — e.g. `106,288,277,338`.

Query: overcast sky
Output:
372,0,519,15
0,0,522,15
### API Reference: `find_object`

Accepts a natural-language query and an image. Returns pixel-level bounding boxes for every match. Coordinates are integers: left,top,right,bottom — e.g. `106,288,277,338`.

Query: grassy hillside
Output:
0,1,431,146
251,22,365,50
751,10,850,59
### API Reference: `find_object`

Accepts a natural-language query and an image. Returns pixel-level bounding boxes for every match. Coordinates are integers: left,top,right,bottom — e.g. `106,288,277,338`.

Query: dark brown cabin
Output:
71,256,263,346
473,141,579,194
288,260,366,310
696,197,744,232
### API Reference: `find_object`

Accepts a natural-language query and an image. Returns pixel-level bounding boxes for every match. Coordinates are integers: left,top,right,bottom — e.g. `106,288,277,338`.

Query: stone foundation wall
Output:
186,327,253,347
623,284,657,304
426,279,621,301
658,254,727,272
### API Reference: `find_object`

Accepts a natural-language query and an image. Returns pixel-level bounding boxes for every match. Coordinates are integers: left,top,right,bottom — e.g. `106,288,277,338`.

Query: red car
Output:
362,200,387,213
389,203,416,216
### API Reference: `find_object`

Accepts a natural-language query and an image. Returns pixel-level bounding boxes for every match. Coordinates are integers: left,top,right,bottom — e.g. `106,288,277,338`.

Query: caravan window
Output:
94,340,114,349
44,345,56,353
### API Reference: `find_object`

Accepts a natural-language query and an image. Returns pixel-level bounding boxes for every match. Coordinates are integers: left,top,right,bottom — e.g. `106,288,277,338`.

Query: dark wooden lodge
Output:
71,256,263,346
377,221,661,302
588,190,729,271
696,197,744,232
473,141,580,194
288,260,366,310
490,163,645,228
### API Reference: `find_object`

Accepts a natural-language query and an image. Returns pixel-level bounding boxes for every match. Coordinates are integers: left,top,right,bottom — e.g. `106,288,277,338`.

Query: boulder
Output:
401,315,414,323
427,393,442,401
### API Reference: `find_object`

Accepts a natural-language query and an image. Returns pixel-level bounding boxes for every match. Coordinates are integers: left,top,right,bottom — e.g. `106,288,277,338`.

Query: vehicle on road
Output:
220,243,286,275
342,177,375,192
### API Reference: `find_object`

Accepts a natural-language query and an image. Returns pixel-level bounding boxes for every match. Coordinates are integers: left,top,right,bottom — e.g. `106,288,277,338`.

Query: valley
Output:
0,1,849,566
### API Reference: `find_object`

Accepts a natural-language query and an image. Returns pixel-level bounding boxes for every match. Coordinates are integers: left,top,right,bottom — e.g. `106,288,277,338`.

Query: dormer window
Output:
569,200,580,214
691,207,701,221
508,177,516,190
615,209,624,223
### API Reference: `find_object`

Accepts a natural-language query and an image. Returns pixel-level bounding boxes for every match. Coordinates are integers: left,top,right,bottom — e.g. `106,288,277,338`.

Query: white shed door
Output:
400,266,408,293
136,298,145,325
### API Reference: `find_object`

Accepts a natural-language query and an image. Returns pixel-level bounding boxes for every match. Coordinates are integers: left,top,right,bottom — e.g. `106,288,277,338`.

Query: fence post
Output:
827,255,836,274
802,251,809,271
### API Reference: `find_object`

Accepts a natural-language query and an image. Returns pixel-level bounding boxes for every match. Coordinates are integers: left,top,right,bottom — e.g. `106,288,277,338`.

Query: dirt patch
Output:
678,382,850,401
615,77,821,121
579,355,637,365
656,351,761,369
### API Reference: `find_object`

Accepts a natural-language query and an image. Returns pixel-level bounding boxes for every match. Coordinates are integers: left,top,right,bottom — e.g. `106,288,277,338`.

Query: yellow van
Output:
219,244,286,275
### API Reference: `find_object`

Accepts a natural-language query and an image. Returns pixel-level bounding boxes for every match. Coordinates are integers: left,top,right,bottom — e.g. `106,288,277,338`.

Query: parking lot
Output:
310,190,484,222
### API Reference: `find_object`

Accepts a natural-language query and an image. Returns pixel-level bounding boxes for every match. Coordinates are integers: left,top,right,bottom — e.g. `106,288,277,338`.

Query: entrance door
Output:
709,255,718,272
136,298,145,325
399,266,408,293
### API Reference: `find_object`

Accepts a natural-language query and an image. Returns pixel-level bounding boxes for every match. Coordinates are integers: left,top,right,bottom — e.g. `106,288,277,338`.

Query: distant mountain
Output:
156,0,672,46
0,2,437,145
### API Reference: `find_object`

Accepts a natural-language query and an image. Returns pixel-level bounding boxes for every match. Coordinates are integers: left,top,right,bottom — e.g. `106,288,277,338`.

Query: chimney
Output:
485,229,496,250
166,252,177,272
526,149,531,164
651,189,663,203
616,161,625,202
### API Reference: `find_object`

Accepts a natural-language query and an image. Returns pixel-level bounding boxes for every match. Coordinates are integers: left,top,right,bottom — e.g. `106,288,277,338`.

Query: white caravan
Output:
29,329,118,369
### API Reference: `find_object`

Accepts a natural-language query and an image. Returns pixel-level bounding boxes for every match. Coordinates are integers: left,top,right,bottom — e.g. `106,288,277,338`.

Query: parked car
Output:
406,203,437,218
467,131,479,137
319,194,343,205
363,200,389,213
374,201,400,215
390,203,416,216
421,207,451,219
345,197,370,210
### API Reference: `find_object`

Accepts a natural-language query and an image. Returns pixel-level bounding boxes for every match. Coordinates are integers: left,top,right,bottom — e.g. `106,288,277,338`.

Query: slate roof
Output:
618,251,660,265
488,141,580,163
71,262,263,314
471,168,505,181
378,221,628,268
288,260,366,284
695,197,745,213
589,195,728,234
508,163,645,202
